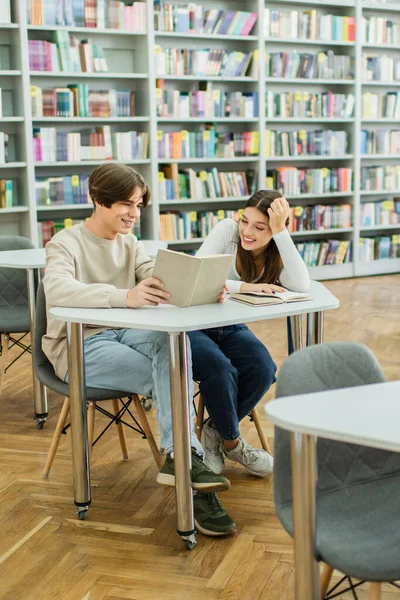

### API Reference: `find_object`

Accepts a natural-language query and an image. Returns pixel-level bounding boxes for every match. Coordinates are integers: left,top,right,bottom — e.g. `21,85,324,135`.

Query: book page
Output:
152,249,200,308
192,254,232,306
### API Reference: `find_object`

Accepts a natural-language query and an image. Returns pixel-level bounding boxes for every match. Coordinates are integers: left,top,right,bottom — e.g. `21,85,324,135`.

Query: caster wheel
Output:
36,420,44,430
77,510,87,520
184,540,196,550
142,397,153,411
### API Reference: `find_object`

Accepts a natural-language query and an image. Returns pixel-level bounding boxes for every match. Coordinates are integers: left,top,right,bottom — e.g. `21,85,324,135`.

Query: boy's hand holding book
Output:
127,277,170,308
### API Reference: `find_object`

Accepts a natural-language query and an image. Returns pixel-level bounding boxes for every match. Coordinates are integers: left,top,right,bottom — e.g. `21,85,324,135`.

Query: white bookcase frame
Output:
0,0,399,279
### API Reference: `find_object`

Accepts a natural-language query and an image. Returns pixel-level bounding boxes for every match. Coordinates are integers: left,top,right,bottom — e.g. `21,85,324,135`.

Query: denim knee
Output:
253,351,277,389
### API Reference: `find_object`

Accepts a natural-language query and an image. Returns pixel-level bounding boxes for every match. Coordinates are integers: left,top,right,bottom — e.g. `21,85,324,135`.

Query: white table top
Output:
265,380,400,453
49,280,338,333
0,248,46,269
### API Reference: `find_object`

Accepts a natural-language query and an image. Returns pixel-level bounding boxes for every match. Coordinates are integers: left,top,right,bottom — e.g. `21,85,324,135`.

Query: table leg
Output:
306,312,324,346
26,268,48,428
67,321,91,519
291,432,320,599
168,331,196,550
289,315,303,352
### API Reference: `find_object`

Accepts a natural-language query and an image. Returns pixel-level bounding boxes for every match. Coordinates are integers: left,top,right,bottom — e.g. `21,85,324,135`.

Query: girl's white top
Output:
196,218,311,294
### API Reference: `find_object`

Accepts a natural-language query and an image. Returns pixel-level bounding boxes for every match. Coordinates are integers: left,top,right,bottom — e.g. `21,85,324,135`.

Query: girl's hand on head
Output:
267,196,290,236
240,282,287,294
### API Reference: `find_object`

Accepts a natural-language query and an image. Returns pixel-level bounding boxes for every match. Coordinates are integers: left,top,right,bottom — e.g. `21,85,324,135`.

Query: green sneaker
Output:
157,449,231,492
194,492,236,537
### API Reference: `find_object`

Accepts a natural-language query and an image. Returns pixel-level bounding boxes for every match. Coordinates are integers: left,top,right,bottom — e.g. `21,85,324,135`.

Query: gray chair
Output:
274,342,400,600
34,282,163,506
0,235,35,398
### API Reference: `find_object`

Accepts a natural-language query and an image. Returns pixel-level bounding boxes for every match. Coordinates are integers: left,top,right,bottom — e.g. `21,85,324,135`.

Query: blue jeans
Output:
188,324,277,441
65,328,204,457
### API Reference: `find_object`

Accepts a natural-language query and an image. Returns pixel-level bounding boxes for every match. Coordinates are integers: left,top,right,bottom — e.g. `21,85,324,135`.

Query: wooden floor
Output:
0,275,399,600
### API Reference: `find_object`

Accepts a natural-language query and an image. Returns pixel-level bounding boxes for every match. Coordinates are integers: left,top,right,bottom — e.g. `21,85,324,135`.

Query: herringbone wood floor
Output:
0,276,399,600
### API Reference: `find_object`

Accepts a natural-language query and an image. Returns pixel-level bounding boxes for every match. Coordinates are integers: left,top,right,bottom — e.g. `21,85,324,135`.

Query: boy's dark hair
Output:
88,163,150,209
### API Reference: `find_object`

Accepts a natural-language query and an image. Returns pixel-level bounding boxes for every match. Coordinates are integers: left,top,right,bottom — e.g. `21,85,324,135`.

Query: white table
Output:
49,280,338,549
265,380,400,600
0,241,167,427
0,248,47,426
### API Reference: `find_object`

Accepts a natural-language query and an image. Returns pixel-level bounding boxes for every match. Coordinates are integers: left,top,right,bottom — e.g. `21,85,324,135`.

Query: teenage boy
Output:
42,163,235,537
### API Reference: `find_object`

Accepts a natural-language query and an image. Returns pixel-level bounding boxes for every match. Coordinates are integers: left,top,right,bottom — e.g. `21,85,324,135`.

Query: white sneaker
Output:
201,420,225,475
223,438,274,478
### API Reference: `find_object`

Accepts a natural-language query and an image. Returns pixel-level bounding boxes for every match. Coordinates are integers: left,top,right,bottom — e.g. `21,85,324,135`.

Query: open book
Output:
153,249,232,308
229,290,312,306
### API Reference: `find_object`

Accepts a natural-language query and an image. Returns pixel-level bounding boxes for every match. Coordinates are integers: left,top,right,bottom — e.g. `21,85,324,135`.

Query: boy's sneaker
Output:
157,448,231,491
194,492,236,537
223,438,274,478
201,420,225,475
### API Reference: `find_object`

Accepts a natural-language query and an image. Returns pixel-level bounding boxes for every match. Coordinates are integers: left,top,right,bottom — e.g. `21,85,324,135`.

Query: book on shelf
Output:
0,0,11,24
361,165,400,192
0,179,13,208
296,239,352,267
290,204,352,232
230,289,312,307
153,3,258,37
38,217,140,246
265,129,348,158
362,54,400,82
361,199,400,226
359,235,400,261
35,175,90,206
361,129,400,156
266,167,353,196
28,36,108,73
159,209,242,241
157,130,259,159
155,47,255,77
362,15,400,46
158,165,255,201
33,126,148,162
31,85,135,118
152,248,232,308
264,8,355,42
28,0,147,31
362,91,400,120
266,50,353,80
266,91,355,119
156,79,258,118
0,132,9,164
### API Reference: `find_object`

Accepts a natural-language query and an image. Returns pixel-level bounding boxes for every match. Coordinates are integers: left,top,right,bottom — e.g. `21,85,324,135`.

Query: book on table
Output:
153,249,232,308
229,290,312,306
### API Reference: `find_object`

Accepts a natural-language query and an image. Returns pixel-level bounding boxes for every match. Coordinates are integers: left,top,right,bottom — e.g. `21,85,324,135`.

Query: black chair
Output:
0,235,36,399
274,342,400,600
34,282,163,501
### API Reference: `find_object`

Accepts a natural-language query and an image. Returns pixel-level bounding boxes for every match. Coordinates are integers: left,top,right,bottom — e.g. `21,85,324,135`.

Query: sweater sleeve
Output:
134,240,155,282
273,229,311,292
44,239,129,308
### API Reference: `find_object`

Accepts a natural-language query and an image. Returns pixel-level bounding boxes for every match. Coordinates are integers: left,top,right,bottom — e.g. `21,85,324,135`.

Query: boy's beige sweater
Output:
43,222,154,380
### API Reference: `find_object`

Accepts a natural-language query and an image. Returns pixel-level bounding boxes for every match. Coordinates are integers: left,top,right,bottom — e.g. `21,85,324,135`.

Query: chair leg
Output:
42,397,70,478
251,407,272,455
87,401,96,462
112,399,129,461
195,393,205,441
369,583,381,600
320,564,334,599
0,334,10,399
132,395,163,469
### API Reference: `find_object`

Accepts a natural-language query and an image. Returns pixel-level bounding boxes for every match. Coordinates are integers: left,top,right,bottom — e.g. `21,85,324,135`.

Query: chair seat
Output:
36,362,132,401
279,473,400,582
0,305,30,334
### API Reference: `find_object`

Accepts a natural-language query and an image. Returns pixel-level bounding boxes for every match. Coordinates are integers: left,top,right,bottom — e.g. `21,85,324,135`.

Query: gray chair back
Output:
273,342,400,532
0,236,35,309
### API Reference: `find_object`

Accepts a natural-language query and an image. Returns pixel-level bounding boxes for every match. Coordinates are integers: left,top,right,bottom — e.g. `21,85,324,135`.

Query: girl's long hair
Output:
236,190,290,284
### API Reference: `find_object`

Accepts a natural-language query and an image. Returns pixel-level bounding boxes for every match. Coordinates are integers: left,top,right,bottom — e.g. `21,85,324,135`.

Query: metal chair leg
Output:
87,401,96,462
0,334,10,399
320,564,334,599
43,397,70,478
132,395,163,469
112,399,129,461
195,394,205,441
369,583,381,600
250,408,272,455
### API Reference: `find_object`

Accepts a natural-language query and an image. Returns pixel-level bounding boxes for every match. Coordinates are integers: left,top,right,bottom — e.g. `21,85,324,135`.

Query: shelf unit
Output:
1,0,399,279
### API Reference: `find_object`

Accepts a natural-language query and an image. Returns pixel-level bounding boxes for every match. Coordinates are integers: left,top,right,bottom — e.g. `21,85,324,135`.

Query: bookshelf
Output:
1,0,400,279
